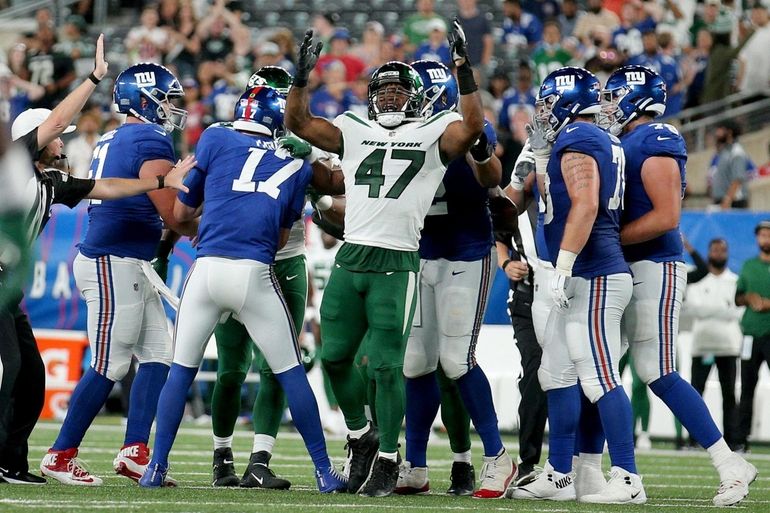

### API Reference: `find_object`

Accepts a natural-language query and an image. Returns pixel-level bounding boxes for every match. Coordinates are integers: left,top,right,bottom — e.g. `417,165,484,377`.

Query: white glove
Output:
510,141,535,191
550,269,570,309
525,119,552,175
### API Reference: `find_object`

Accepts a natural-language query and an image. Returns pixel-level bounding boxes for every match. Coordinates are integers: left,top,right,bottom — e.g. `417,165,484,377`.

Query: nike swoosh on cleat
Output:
223,460,234,464
631,491,641,499
251,473,264,485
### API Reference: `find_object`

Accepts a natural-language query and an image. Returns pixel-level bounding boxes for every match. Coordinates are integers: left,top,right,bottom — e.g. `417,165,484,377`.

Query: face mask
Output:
709,257,727,270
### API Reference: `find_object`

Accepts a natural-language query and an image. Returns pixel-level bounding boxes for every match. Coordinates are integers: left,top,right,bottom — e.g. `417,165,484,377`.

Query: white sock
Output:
213,435,233,450
348,424,370,440
454,450,472,464
379,451,398,462
364,405,373,422
578,452,603,469
707,438,733,471
252,434,276,454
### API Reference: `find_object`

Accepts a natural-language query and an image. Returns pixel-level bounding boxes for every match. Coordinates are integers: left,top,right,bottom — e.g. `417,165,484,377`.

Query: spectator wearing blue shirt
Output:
502,0,543,56
628,30,685,117
498,62,537,135
612,1,657,57
413,19,452,67
309,60,355,120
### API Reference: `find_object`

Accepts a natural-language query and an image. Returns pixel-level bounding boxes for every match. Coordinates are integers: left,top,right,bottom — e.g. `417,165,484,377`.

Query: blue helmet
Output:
535,66,601,141
114,63,187,132
232,85,286,138
599,65,667,135
410,60,458,117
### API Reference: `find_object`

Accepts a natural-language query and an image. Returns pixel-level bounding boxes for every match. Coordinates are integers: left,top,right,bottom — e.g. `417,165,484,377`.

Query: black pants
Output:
736,334,770,447
690,355,737,445
509,290,547,470
0,301,45,473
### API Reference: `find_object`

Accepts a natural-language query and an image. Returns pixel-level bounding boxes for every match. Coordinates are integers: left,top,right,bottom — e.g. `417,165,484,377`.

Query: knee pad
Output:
373,366,402,388
321,356,352,377
217,370,247,389
100,359,130,382
632,348,665,385
439,354,469,381
649,371,680,397
537,365,577,393
578,378,613,404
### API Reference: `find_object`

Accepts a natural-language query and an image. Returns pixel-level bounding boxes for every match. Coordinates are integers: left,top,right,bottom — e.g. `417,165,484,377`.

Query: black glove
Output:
295,30,323,87
470,130,494,163
448,17,470,67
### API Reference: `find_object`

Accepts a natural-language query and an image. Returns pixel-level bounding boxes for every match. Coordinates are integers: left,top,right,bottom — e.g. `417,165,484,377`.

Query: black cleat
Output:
240,451,291,489
360,456,399,497
446,461,475,496
345,425,379,494
212,448,240,487
0,467,46,485
512,463,536,487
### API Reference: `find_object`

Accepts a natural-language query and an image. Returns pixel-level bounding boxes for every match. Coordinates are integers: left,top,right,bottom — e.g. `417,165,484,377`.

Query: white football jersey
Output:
333,110,462,251
276,218,305,261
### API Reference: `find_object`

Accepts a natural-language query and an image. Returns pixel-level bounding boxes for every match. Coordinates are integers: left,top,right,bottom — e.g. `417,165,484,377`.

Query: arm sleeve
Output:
687,249,709,284
47,171,96,208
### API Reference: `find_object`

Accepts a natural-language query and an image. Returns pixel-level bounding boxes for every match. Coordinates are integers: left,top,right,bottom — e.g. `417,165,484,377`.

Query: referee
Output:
0,35,194,484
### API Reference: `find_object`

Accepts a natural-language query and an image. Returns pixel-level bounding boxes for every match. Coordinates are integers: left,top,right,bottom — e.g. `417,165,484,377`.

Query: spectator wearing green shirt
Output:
531,21,574,85
402,0,445,53
734,220,770,452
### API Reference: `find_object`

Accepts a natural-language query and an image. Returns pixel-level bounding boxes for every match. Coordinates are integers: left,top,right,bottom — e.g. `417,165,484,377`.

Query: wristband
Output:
88,72,101,85
316,195,333,211
456,62,477,95
156,175,165,189
555,250,578,276
473,155,492,165
534,154,549,175
294,76,308,88
501,258,512,271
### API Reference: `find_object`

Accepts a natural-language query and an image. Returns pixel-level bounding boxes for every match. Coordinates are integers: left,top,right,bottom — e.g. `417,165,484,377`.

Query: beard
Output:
716,135,728,145
761,243,770,255
709,258,728,270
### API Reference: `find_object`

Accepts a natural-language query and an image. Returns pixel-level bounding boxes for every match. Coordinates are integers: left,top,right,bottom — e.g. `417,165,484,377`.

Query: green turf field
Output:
2,418,768,512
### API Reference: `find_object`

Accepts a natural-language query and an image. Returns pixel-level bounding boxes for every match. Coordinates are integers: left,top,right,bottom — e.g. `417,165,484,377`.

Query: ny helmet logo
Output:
134,71,157,88
426,67,450,82
625,71,646,85
554,75,575,91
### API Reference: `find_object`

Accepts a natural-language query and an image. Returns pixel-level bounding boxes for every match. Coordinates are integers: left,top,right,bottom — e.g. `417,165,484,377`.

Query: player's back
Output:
544,121,629,278
621,122,687,263
333,110,462,252
79,123,175,260
192,126,312,264
419,121,495,262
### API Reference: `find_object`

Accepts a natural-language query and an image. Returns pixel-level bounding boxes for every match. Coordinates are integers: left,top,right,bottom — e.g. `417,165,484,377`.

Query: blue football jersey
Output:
178,126,313,264
621,122,687,264
79,123,175,260
419,122,496,262
542,122,629,279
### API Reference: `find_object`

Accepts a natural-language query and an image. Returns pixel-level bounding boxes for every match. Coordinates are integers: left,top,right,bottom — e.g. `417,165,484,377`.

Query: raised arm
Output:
439,19,484,162
284,31,343,154
36,34,109,149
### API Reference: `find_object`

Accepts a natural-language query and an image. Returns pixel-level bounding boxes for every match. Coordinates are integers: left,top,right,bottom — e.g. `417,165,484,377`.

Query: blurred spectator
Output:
164,1,201,79
737,3,770,97
757,142,770,179
403,0,445,52
501,0,543,57
684,238,743,448
710,120,750,209
25,27,76,109
734,220,770,453
65,111,101,178
55,15,95,78
315,29,366,83
312,12,339,48
125,6,169,64
158,0,181,27
531,21,574,85
0,52,45,123
180,77,208,153
612,0,656,57
310,60,356,120
573,0,621,46
684,28,712,109
657,0,697,48
628,31,685,117
270,28,298,68
457,0,494,68
701,23,755,104
196,0,250,64
352,21,386,68
557,0,584,38
255,42,293,73
487,69,511,115
498,62,536,136
413,19,452,67
348,71,370,119
382,35,408,63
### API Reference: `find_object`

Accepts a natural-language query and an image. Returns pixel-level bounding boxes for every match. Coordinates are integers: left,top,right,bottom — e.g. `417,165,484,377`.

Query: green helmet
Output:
367,61,424,128
247,66,293,96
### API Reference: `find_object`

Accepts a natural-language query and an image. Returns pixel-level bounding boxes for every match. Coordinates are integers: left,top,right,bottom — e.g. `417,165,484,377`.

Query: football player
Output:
508,67,644,504
600,64,757,506
139,86,347,492
40,63,199,486
395,59,515,499
284,19,486,496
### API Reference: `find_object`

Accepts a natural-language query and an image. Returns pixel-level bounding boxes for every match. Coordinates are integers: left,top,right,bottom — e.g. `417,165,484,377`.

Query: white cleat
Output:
714,454,758,507
474,449,515,499
507,461,576,501
574,459,606,499
40,448,103,486
394,461,429,495
635,432,652,451
579,466,646,504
